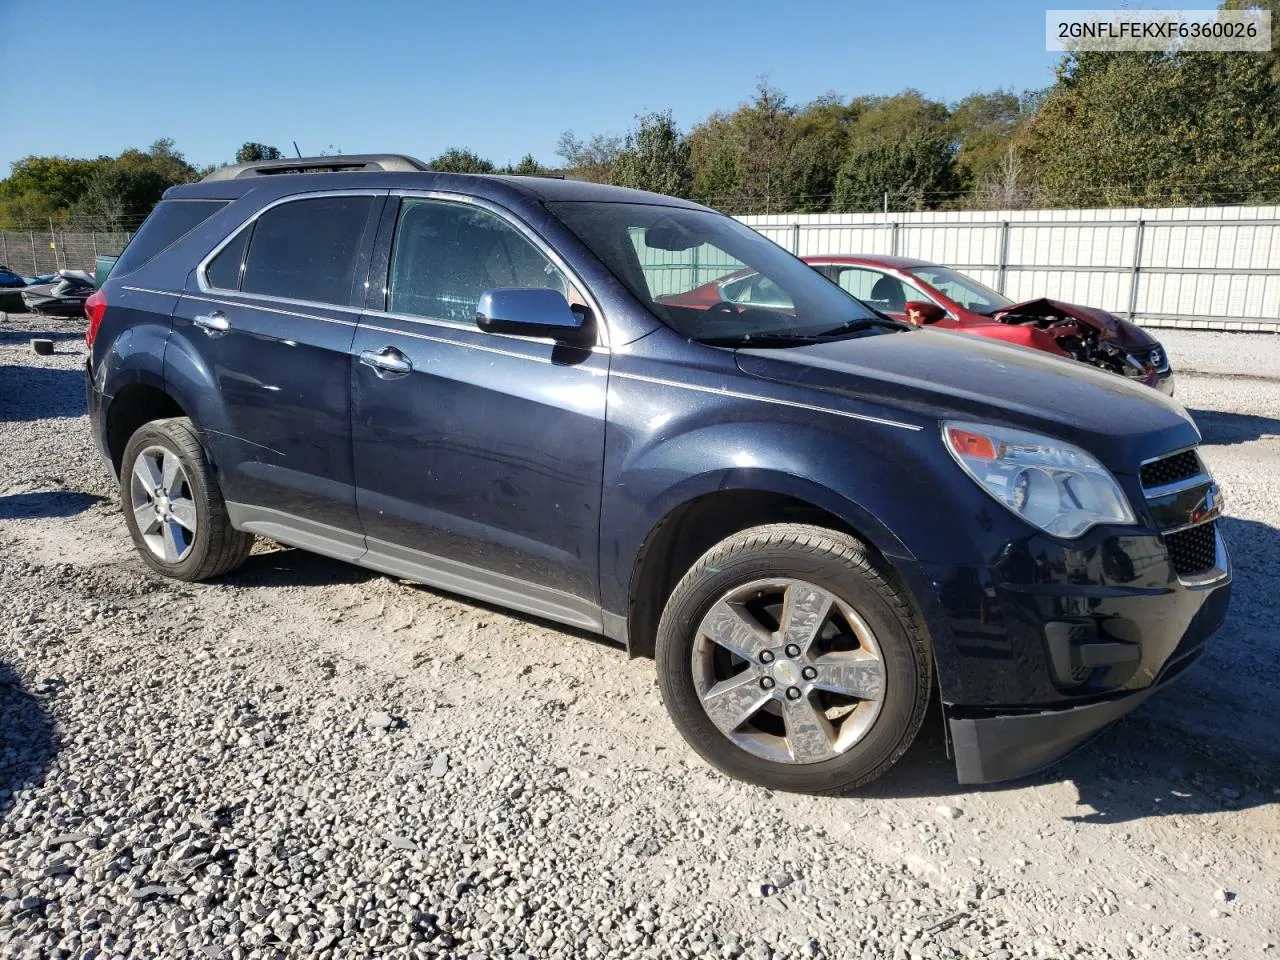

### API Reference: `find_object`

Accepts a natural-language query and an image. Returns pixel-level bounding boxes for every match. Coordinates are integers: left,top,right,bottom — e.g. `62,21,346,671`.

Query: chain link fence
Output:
0,230,132,276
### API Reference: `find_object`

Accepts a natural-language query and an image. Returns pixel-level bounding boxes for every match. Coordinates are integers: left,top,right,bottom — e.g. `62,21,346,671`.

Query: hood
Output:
991,297,1155,350
735,327,1197,471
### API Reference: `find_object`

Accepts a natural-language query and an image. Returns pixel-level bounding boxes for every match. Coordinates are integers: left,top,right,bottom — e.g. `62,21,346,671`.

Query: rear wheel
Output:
655,523,931,794
120,417,252,581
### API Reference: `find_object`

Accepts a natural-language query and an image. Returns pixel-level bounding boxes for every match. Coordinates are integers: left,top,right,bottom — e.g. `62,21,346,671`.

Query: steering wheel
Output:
706,299,804,332
706,300,742,318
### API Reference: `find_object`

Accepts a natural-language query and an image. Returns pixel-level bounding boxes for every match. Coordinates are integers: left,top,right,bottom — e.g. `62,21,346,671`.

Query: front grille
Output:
1141,449,1202,490
1133,345,1169,372
1166,522,1218,577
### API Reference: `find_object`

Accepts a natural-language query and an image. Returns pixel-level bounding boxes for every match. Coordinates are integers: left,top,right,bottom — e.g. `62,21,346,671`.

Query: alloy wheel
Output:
129,445,198,563
691,578,886,764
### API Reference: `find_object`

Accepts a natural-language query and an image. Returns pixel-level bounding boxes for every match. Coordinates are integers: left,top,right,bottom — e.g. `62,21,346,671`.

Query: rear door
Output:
170,191,385,537
349,194,608,626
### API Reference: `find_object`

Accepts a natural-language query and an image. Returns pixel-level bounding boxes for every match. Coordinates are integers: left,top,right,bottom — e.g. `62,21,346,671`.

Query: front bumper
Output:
899,521,1231,785
948,576,1226,783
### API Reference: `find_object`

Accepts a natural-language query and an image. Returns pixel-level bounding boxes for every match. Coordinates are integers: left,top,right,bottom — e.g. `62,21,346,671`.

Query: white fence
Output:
737,206,1280,333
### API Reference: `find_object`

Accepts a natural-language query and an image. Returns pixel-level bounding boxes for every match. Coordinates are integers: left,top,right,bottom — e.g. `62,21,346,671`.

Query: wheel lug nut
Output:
802,665,818,681
785,644,801,658
759,650,774,664
760,676,775,690
785,686,802,700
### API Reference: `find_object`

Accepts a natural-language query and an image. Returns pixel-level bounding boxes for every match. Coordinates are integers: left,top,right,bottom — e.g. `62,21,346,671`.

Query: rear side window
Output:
239,195,375,305
111,199,227,278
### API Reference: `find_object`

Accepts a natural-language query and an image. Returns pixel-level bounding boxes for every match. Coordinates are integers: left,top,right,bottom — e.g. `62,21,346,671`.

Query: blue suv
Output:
86,155,1230,793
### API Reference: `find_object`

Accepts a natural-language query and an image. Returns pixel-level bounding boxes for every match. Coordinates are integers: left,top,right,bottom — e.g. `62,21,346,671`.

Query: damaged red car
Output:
661,254,1173,394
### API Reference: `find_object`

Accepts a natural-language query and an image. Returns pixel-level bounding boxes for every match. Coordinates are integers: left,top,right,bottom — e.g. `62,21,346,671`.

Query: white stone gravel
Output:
2,314,1278,959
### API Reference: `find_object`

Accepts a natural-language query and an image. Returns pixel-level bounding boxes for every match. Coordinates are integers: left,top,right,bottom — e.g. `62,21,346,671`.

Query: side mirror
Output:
475,288,589,344
904,300,946,324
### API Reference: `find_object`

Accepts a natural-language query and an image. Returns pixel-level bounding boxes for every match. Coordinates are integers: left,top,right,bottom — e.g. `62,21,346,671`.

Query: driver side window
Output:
836,267,910,313
388,199,582,322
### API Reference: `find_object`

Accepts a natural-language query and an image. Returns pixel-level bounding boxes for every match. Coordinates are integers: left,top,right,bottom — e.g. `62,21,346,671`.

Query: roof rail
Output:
201,154,430,182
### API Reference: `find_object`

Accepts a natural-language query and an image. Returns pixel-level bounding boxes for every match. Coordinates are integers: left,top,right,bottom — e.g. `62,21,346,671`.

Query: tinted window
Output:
111,200,227,278
241,195,374,305
387,199,577,323
205,227,250,290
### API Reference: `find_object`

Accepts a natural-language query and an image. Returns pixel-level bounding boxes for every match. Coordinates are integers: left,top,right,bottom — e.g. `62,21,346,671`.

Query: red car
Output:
659,255,1173,393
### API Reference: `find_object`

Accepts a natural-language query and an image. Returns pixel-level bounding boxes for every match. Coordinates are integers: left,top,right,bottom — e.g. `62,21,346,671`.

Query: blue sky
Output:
2,0,1073,173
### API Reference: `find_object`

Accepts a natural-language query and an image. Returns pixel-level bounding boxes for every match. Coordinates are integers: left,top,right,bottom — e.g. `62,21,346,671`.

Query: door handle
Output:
193,311,230,337
359,346,413,377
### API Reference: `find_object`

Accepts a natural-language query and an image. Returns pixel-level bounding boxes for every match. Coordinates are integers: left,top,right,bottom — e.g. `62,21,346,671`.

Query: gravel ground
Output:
1,314,1277,960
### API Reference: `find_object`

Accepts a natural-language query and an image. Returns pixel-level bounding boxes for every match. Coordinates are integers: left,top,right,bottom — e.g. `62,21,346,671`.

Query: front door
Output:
170,192,384,534
350,196,608,626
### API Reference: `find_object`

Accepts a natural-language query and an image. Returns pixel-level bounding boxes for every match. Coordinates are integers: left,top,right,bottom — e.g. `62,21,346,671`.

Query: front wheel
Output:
120,417,253,581
655,524,932,794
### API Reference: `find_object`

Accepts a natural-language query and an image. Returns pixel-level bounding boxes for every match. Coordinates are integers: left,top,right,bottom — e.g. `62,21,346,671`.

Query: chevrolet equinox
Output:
85,155,1231,793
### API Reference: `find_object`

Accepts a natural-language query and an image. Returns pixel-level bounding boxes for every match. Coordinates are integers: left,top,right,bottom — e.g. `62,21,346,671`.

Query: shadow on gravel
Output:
1189,407,1280,445
222,544,625,650
0,491,103,519
0,366,86,421
0,663,57,823
857,703,1277,826
222,546,381,589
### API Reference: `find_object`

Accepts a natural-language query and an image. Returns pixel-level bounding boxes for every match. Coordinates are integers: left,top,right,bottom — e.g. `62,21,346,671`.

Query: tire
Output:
655,523,932,794
119,417,252,581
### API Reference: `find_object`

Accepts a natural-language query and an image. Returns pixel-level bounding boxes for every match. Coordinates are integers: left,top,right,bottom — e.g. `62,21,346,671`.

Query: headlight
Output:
943,421,1136,538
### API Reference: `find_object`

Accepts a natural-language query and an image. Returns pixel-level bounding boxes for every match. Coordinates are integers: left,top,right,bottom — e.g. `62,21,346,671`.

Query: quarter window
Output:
205,227,250,291
387,199,578,323
239,195,375,305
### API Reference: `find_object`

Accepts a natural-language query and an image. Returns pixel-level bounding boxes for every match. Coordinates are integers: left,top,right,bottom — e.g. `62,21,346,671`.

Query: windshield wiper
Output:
696,320,908,349
694,332,825,348
814,316,910,337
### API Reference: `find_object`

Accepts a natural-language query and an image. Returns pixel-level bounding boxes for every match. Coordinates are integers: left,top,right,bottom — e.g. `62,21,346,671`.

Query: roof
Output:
170,155,708,210
802,254,940,270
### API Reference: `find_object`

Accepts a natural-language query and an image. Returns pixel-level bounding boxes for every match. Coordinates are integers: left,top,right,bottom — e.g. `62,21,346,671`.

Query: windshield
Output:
908,265,1013,314
548,201,893,343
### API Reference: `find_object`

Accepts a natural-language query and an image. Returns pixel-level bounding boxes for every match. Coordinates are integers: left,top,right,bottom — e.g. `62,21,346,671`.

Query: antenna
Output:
292,141,302,158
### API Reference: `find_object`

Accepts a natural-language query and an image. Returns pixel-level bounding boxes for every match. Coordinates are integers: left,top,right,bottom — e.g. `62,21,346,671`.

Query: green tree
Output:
833,135,961,212
785,93,856,212
236,142,284,163
0,155,105,210
1025,39,1280,206
555,131,624,182
504,153,544,175
847,90,950,145
690,140,742,209
949,89,1030,186
74,140,198,228
426,148,496,174
732,81,793,211
609,111,691,197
